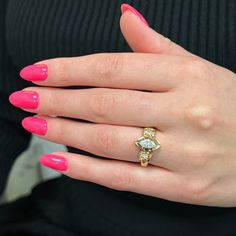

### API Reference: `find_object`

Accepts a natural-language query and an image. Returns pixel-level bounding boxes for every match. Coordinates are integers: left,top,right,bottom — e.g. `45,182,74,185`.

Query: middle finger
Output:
10,87,173,129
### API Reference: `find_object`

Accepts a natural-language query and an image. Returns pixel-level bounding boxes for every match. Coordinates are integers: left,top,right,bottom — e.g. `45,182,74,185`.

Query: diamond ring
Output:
135,128,161,167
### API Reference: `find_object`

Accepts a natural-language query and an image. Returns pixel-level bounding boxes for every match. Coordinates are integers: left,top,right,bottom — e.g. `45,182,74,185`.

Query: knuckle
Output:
162,37,174,50
95,54,123,81
181,179,213,204
183,142,210,167
181,104,219,130
181,58,210,80
134,93,153,114
72,158,90,180
50,58,68,83
94,127,118,156
186,181,210,203
45,91,59,115
49,119,64,141
91,91,116,122
109,166,133,191
189,141,221,166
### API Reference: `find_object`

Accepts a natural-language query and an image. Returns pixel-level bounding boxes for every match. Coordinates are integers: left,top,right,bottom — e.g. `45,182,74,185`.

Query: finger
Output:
22,115,182,171
38,151,180,202
120,4,193,56
13,88,173,129
20,53,190,90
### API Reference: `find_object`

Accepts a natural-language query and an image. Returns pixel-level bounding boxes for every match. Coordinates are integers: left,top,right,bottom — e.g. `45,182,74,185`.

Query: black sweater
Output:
1,0,236,235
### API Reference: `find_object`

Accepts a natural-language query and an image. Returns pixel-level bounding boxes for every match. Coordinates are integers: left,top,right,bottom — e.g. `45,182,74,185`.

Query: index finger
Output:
20,53,189,91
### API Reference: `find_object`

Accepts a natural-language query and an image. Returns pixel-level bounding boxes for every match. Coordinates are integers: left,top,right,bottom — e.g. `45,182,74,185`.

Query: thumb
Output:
120,4,192,56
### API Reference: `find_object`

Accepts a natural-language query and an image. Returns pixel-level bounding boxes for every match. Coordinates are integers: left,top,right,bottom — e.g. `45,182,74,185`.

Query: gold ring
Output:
135,128,161,167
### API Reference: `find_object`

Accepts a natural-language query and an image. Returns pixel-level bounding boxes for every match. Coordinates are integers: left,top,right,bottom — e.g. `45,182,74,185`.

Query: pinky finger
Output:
39,152,179,201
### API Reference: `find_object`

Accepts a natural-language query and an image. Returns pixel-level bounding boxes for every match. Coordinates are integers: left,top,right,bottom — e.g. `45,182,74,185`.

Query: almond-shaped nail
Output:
121,3,149,26
22,117,47,135
9,91,39,109
20,64,48,81
39,154,68,171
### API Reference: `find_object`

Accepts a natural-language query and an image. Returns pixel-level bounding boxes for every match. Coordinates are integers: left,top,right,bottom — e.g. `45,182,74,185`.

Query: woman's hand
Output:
9,5,236,207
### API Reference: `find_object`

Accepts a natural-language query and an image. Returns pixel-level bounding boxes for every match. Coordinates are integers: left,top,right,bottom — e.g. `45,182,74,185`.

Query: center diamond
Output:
135,137,160,151
140,139,156,149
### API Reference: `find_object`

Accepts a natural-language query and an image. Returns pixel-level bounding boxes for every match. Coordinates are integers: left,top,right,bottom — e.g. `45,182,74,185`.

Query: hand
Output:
9,4,236,207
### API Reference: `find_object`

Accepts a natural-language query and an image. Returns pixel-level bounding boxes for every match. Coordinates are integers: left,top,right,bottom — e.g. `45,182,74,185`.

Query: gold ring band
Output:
135,128,161,167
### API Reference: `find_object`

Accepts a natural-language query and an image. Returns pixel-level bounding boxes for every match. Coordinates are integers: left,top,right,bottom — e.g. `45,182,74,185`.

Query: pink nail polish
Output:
9,91,39,109
121,3,149,26
20,64,48,81
39,154,68,171
22,117,47,135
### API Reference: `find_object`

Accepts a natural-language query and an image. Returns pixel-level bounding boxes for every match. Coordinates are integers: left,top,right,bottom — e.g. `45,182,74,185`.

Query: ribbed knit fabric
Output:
5,0,236,71
1,0,236,235
0,0,31,194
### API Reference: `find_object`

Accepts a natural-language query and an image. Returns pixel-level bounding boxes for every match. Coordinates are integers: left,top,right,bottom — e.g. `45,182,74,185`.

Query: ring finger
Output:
22,115,179,170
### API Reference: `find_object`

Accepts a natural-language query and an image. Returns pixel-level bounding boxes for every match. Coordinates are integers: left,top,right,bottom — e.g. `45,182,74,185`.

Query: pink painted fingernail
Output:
22,117,47,135
121,3,149,26
39,154,68,171
20,64,48,81
9,91,39,109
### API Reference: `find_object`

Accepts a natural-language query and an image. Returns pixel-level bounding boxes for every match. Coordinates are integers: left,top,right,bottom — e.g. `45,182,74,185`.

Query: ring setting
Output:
135,128,161,167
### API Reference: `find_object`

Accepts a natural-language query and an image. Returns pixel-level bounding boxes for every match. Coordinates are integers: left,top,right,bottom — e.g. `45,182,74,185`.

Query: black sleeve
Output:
0,0,32,194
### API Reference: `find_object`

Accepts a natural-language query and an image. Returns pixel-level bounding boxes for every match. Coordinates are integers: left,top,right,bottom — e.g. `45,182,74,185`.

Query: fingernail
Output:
39,154,68,171
22,117,47,135
9,91,39,109
20,64,48,81
121,3,149,26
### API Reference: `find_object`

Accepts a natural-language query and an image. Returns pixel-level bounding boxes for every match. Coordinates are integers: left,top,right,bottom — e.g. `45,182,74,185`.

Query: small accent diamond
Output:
143,128,156,138
139,151,152,166
139,151,151,161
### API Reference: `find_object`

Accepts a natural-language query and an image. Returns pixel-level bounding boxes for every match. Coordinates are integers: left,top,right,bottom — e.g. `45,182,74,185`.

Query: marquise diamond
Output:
136,138,160,151
139,139,156,149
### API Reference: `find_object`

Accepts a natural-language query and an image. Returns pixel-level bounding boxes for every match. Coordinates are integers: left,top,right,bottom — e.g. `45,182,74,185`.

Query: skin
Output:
11,11,236,207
